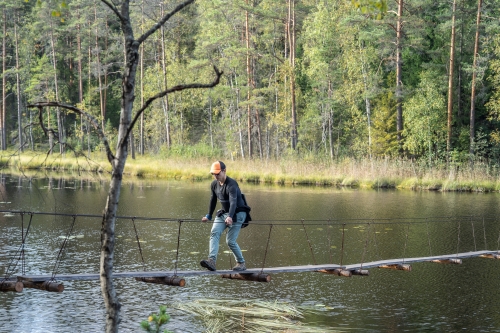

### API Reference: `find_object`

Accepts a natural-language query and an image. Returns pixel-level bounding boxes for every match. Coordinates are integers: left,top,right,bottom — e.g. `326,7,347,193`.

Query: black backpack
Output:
241,193,252,228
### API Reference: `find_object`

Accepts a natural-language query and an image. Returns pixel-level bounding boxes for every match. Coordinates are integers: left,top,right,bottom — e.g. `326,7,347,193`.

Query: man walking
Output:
200,161,249,271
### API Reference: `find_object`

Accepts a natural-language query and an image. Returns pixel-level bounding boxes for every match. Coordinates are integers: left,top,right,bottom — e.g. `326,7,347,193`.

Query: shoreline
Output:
1,152,499,193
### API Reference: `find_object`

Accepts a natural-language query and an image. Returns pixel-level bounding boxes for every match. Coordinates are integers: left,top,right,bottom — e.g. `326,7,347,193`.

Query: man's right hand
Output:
202,216,209,222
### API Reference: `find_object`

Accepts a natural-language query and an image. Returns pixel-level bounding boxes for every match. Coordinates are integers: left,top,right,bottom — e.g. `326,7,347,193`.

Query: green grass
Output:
2,150,500,193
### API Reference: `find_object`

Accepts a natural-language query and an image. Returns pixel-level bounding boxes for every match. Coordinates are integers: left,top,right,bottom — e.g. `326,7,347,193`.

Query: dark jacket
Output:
208,176,250,220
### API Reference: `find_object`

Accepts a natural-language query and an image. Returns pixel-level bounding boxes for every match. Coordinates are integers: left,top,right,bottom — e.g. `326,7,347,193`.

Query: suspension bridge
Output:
1,210,499,292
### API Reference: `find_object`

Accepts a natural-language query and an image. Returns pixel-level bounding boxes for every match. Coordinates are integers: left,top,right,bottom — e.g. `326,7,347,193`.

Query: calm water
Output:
1,174,500,332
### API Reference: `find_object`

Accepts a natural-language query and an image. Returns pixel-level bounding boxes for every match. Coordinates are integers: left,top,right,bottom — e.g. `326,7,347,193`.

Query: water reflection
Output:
0,174,500,332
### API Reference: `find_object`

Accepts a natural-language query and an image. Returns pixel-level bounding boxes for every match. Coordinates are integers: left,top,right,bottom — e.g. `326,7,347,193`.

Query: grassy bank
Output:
2,151,500,192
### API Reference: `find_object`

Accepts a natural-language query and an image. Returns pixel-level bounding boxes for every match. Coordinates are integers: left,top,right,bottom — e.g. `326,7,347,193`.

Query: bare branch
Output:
124,66,223,147
27,102,116,163
137,0,196,44
100,0,125,22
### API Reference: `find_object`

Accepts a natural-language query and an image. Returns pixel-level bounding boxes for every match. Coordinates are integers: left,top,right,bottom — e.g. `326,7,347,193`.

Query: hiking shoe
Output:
232,262,246,271
200,258,216,271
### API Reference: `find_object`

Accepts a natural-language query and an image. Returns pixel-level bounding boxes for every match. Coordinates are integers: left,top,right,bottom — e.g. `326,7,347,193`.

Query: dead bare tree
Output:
28,1,222,332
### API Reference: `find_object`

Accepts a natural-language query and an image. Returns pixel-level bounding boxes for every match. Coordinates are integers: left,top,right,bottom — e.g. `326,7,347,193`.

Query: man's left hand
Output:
225,216,233,226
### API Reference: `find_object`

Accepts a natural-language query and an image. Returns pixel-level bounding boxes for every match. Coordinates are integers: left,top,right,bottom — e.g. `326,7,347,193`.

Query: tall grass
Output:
2,150,500,192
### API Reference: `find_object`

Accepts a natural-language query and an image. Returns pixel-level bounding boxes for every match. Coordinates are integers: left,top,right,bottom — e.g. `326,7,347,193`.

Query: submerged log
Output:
350,269,370,276
316,268,352,277
0,281,23,292
378,264,412,271
22,280,64,292
221,273,271,282
431,258,462,264
135,276,185,287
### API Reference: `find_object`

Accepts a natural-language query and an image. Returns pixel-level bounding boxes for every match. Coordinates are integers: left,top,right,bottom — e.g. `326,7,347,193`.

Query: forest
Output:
1,0,500,167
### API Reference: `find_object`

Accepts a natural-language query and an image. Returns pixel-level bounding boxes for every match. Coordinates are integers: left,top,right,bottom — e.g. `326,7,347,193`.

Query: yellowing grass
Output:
2,151,500,192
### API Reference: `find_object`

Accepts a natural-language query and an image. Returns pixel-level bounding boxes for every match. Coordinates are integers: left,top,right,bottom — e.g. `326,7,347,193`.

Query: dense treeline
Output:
2,0,500,166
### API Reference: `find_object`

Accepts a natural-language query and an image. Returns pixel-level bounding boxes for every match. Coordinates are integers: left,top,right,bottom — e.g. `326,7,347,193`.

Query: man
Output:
200,161,249,271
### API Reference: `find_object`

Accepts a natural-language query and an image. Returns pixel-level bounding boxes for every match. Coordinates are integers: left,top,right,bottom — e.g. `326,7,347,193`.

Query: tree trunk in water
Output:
99,4,139,330
447,0,457,157
469,0,482,155
26,1,215,331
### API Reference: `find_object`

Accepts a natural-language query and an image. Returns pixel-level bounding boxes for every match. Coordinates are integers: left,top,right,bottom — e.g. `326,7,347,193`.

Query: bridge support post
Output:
480,253,500,259
351,269,370,276
221,273,271,282
378,264,412,271
431,258,462,264
135,276,185,287
316,268,352,277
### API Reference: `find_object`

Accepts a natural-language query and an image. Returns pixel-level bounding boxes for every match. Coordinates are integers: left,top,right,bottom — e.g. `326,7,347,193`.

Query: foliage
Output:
351,0,387,19
371,91,398,156
1,0,500,169
140,306,173,333
402,69,447,161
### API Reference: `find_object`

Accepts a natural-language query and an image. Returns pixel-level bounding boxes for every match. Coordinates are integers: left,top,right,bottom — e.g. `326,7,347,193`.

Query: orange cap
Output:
210,161,226,173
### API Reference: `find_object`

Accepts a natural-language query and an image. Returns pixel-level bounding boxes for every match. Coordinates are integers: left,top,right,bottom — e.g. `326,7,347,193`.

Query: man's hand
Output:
225,216,233,226
202,216,209,223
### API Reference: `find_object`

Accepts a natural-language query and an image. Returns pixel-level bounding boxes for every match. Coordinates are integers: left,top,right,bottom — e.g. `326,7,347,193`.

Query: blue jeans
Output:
209,211,246,263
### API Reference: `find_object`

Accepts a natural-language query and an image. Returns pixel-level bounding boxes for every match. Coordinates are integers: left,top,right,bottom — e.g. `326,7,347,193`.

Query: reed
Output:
172,299,338,333
2,151,500,192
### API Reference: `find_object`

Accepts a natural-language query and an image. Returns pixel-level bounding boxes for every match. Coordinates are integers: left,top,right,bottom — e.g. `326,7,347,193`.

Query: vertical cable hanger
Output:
360,222,370,270
402,223,410,265
131,217,146,272
470,216,477,252
301,219,316,265
3,212,34,280
327,219,333,264
174,220,183,276
482,216,487,250
425,217,432,256
456,219,461,257
51,215,77,281
260,224,273,274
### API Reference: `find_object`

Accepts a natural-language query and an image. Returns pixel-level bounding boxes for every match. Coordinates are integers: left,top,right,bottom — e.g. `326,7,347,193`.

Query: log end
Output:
0,281,24,292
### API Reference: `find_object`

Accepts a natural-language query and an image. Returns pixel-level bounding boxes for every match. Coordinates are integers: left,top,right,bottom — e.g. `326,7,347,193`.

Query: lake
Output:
1,174,500,332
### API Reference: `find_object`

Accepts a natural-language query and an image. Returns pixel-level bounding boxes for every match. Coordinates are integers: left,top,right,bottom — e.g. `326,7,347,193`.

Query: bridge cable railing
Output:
1,210,500,286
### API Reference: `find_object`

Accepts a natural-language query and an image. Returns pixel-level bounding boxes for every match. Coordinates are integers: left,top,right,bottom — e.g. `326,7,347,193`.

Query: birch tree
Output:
28,1,221,332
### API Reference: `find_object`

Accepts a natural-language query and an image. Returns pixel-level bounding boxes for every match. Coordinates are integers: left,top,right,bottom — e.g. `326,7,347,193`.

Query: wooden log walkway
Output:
344,250,498,270
4,250,498,283
8,263,344,282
